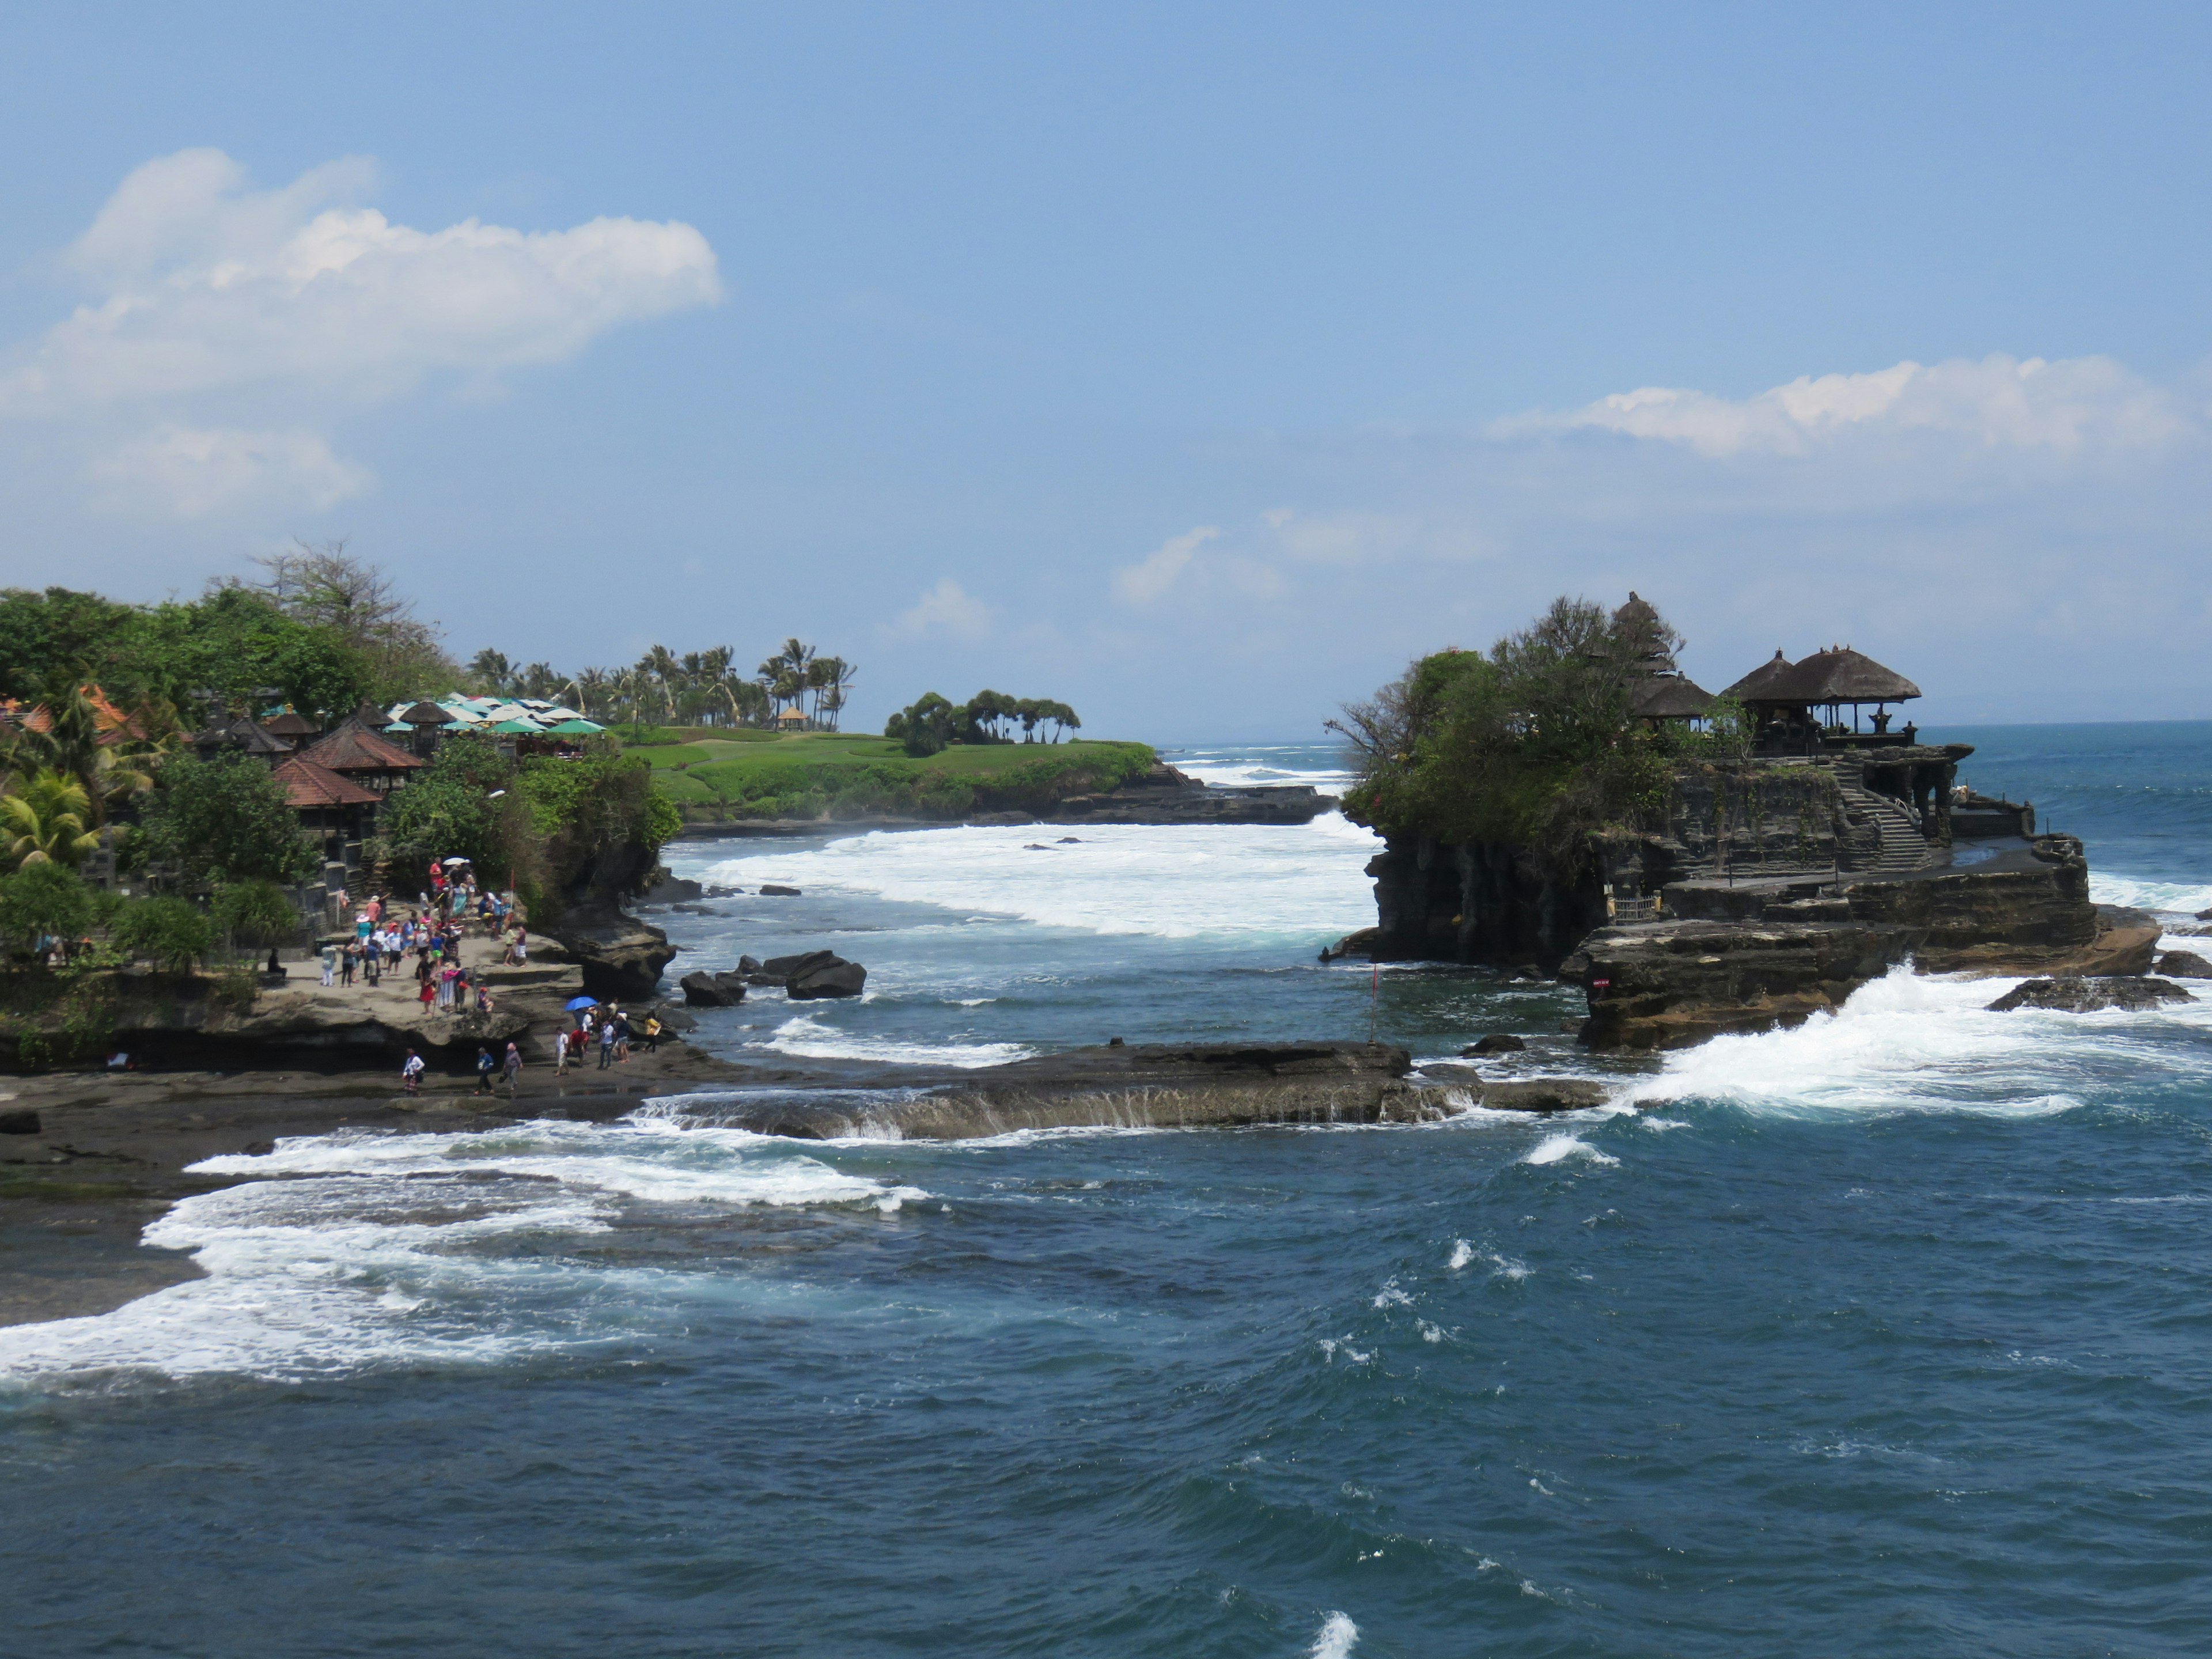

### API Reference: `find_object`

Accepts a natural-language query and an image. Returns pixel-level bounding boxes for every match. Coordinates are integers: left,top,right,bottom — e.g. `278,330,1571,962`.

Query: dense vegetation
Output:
467,637,860,730
376,733,680,916
884,690,1082,756
0,541,456,718
642,732,1150,822
1336,595,1746,877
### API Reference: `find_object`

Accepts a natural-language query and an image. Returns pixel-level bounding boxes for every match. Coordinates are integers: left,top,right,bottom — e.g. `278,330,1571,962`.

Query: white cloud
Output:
891,577,991,640
1113,525,1218,603
0,148,723,516
89,425,373,518
1501,353,2198,458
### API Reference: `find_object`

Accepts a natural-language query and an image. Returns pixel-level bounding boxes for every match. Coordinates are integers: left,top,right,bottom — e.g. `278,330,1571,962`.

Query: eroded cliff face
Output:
1363,836,1611,971
1561,839,2152,1050
541,836,677,1000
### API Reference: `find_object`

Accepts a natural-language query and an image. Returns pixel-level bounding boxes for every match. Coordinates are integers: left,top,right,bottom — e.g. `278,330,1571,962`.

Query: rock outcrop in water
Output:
1561,840,2158,1050
1986,976,2194,1013
688,1041,1459,1138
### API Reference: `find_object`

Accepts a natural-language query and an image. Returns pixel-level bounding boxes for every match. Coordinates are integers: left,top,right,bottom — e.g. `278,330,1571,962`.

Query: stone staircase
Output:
1840,782,1934,873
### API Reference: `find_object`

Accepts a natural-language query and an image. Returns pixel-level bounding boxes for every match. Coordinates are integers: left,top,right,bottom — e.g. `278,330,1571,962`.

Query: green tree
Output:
886,693,957,757
0,587,140,700
141,753,319,887
377,733,535,880
111,896,217,974
1,771,101,870
1335,594,1684,877
213,880,301,955
0,861,96,956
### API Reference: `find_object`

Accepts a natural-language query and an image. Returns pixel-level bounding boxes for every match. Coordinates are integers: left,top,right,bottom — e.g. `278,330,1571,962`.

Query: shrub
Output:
111,896,218,974
0,862,96,957
141,753,319,885
213,880,300,951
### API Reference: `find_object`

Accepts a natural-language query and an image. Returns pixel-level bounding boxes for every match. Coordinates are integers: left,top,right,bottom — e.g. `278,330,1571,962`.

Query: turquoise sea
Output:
5,723,2212,1657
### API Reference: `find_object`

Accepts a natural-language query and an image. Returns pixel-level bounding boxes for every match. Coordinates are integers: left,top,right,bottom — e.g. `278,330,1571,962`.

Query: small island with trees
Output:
1332,592,2180,1048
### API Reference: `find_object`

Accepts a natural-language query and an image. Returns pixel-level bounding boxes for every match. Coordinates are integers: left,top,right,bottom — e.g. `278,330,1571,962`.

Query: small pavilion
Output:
301,720,423,796
272,756,381,862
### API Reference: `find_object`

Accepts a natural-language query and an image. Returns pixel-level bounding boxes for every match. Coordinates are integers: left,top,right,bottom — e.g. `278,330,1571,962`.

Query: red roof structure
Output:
272,756,381,809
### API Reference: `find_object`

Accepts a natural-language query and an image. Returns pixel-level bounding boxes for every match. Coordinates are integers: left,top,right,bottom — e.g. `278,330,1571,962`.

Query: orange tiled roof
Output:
6,684,148,742
272,756,380,809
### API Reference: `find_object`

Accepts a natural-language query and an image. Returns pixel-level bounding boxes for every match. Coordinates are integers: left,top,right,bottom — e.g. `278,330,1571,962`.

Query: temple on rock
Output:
1357,593,2046,981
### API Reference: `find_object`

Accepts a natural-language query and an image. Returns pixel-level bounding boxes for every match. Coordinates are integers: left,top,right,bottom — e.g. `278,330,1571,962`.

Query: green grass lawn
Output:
631,732,1156,821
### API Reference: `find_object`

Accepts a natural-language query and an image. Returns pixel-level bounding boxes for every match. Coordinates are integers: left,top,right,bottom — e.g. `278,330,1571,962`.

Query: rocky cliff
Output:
1561,839,2156,1049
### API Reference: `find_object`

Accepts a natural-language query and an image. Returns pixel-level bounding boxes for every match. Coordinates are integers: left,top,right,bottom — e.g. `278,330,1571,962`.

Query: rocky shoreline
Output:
671,763,1336,837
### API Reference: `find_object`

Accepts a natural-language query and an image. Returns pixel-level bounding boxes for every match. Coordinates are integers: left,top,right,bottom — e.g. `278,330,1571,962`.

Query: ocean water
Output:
6,726,2212,1656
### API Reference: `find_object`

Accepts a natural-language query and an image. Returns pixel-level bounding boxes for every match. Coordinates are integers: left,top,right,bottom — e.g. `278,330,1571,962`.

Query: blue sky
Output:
2,4,2207,737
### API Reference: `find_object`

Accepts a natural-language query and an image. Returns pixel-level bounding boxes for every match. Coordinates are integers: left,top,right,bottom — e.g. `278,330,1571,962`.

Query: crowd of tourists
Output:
315,857,525,1014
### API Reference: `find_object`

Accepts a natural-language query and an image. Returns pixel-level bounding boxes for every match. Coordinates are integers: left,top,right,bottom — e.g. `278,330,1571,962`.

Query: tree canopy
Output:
139,753,319,887
884,691,1081,755
1335,594,1707,875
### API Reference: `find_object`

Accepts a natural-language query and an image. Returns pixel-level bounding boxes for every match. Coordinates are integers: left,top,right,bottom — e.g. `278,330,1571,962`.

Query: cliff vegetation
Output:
1336,595,1748,878
640,732,1156,823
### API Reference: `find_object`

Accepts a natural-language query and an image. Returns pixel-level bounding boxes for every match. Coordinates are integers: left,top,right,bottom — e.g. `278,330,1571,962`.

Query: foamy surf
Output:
755,1012,1034,1069
694,817,1380,940
1308,1610,1360,1657
0,1122,926,1385
1630,962,2212,1118
2090,872,2212,915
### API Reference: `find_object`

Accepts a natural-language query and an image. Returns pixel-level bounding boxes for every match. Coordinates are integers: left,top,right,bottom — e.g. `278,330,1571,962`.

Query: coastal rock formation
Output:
547,902,676,1001
690,1041,1450,1138
1563,840,2154,1050
1986,976,2194,1013
1463,1034,1526,1055
2155,950,2212,979
1045,764,1335,826
679,971,748,1007
760,949,866,999
1478,1078,1611,1112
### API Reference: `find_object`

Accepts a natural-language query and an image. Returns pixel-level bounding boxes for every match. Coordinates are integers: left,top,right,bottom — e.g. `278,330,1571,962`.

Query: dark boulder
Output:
1318,927,1378,963
2156,950,2212,979
760,949,868,999
639,873,704,904
1463,1034,1526,1056
679,971,748,1007
1986,975,2194,1013
759,884,802,897
1480,1078,1612,1112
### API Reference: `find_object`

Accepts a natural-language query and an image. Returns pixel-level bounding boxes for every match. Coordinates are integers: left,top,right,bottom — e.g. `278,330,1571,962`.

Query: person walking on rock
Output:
474,1047,496,1096
555,1027,570,1077
598,1018,617,1070
502,1041,522,1095
320,940,337,987
402,1048,424,1096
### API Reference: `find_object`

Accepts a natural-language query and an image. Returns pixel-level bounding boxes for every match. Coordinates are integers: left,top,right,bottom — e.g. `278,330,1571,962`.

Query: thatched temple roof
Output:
1722,651,1796,702
1630,676,1715,720
1770,647,1921,705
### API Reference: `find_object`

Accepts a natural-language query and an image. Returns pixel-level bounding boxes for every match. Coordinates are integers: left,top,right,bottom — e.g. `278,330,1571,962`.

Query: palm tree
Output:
570,669,612,720
2,682,169,825
1,771,100,870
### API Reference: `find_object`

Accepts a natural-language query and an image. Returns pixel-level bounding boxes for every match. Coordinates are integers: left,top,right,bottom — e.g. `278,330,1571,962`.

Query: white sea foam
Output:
756,1012,1033,1069
1631,962,2212,1118
1522,1135,1618,1167
1309,1611,1360,1658
694,817,1380,940
0,1121,923,1385
2090,872,2212,915
1448,1239,1474,1270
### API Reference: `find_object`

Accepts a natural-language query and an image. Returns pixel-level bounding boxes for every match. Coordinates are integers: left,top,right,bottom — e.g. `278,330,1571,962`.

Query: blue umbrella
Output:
564,995,597,1011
